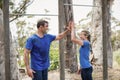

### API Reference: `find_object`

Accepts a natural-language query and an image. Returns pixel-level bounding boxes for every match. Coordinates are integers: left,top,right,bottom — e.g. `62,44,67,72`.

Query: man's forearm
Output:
59,30,69,39
60,29,69,37
55,29,69,40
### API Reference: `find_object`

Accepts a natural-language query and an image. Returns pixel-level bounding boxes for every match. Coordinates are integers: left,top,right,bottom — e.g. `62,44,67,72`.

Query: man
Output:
24,20,70,80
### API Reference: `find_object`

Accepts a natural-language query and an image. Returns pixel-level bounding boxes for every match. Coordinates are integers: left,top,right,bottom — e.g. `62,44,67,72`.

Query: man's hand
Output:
77,68,81,74
27,68,36,78
65,26,71,31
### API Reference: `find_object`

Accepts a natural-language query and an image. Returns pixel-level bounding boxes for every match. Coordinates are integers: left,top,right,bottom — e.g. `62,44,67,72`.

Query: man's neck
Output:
37,31,44,38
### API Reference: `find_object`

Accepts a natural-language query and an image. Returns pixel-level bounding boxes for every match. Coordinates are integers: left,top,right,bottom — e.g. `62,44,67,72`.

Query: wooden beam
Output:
3,0,11,80
63,0,78,73
102,0,108,80
64,3,100,7
9,13,58,16
58,0,65,80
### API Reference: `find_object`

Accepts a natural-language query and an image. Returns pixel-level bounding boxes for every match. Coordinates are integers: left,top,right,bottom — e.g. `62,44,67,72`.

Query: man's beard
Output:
43,31,47,34
43,30,48,34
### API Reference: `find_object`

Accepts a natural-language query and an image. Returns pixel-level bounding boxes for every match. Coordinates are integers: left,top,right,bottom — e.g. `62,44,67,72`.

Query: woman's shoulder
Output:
82,40,90,46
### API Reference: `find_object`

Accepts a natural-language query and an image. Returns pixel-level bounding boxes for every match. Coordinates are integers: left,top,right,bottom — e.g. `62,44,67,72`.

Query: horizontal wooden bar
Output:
64,3,100,7
9,13,58,16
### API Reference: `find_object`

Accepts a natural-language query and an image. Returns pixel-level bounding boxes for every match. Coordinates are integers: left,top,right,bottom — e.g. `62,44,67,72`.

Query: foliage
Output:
111,17,120,50
0,0,2,9
0,0,34,67
77,11,92,30
49,41,59,70
113,49,120,65
15,19,36,67
0,0,34,22
9,0,34,22
0,0,34,20
111,17,120,28
111,30,120,51
116,55,120,65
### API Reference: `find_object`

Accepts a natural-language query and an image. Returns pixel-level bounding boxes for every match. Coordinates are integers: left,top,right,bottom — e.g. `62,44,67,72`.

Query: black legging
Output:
81,66,93,80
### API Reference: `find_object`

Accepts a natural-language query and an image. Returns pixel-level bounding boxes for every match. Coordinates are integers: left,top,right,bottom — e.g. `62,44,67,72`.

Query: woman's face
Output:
79,32,86,40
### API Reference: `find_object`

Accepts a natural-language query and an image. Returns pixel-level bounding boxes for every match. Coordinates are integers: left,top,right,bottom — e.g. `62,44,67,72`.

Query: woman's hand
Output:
68,21,74,30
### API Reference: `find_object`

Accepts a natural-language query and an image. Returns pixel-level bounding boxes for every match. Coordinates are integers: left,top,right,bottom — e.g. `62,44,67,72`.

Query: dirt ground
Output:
22,67,120,80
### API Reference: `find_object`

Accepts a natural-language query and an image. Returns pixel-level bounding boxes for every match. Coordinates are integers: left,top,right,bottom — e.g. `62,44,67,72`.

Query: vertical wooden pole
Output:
102,0,108,80
58,0,65,80
3,0,11,80
64,0,77,73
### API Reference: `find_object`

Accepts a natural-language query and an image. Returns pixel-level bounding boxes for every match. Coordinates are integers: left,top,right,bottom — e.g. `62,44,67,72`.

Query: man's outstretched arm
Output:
55,26,71,40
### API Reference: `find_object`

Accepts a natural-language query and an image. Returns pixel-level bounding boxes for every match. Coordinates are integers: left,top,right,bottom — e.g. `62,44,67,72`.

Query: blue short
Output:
32,69,48,80
81,66,93,80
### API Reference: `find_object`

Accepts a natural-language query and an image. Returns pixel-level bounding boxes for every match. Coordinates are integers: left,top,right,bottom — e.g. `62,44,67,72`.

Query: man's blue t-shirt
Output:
25,34,56,70
79,40,92,69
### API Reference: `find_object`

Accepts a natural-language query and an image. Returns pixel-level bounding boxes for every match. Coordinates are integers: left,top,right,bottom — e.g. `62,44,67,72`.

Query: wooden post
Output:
3,0,11,80
58,0,65,80
63,0,77,73
102,0,108,80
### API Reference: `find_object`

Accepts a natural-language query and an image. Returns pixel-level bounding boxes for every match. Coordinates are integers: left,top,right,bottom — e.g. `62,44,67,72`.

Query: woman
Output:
70,22,93,80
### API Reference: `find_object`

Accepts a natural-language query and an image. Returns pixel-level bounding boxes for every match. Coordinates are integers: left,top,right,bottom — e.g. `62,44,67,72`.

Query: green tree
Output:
111,30,120,51
0,0,35,69
111,16,120,51
15,20,36,67
0,0,2,9
9,0,34,22
49,41,59,70
0,0,34,21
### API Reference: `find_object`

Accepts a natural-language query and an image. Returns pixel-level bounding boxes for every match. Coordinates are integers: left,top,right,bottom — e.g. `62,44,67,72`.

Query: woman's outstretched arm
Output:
70,21,83,46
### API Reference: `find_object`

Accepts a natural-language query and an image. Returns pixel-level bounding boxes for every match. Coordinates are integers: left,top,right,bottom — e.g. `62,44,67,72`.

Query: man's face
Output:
39,23,49,34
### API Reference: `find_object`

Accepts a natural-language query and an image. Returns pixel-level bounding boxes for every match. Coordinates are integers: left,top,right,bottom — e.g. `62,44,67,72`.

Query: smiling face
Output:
79,32,87,40
39,23,49,34
79,30,90,41
37,20,49,34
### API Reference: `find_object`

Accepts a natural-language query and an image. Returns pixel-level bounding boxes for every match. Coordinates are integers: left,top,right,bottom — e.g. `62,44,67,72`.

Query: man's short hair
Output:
37,20,48,29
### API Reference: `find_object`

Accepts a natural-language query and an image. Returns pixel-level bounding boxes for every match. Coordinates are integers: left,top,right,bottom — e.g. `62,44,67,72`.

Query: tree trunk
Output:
102,0,109,79
0,8,20,80
92,0,114,68
10,34,20,80
64,0,78,73
107,0,114,68
91,0,103,65
0,8,5,80
59,0,65,79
